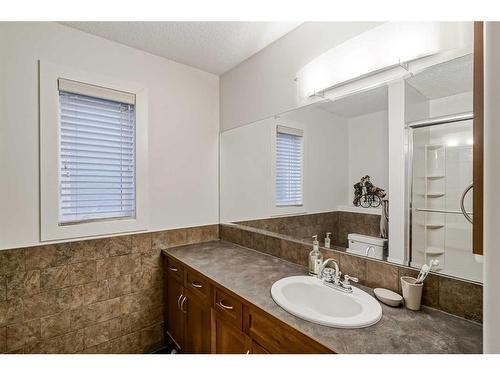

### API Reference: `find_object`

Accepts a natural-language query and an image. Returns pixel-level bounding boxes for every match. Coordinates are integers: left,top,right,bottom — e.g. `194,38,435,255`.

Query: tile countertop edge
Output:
163,240,483,354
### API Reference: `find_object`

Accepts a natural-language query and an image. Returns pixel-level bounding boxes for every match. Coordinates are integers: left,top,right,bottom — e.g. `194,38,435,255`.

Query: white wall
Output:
220,118,272,222
484,21,500,354
282,107,349,216
347,110,388,204
220,22,382,131
429,91,473,117
220,106,348,222
0,22,220,250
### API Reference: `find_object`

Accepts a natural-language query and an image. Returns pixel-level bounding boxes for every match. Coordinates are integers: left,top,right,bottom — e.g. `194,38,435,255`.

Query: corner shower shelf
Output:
425,223,445,229
427,175,445,180
418,247,445,256
421,192,446,198
425,144,445,150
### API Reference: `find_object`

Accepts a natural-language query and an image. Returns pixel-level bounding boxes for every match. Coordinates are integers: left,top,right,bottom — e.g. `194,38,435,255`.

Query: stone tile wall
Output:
220,223,482,323
237,211,381,247
0,224,218,354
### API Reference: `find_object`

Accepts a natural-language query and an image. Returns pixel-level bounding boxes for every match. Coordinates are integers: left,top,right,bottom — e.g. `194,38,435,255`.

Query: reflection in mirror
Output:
220,53,481,283
220,86,390,260
406,54,482,282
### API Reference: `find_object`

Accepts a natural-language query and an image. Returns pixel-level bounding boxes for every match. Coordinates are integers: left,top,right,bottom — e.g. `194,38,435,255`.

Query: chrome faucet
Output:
321,258,339,279
319,258,359,293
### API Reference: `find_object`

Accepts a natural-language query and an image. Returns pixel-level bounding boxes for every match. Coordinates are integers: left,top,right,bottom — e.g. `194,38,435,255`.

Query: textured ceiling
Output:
318,86,388,118
406,54,473,99
61,22,302,75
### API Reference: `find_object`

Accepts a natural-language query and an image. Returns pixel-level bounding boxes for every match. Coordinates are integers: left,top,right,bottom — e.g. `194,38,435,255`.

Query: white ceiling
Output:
61,22,302,75
318,86,388,118
406,54,473,99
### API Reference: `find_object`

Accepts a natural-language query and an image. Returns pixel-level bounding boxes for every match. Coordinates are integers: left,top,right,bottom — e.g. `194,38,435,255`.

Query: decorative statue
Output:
353,175,386,208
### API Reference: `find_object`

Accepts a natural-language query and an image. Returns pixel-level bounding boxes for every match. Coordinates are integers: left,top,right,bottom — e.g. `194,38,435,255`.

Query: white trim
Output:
58,78,135,105
484,21,500,354
40,60,149,241
276,125,304,137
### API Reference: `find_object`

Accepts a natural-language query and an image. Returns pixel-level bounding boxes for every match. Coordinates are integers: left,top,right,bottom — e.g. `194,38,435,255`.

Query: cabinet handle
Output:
218,299,234,310
169,266,178,272
177,294,184,309
180,296,187,313
191,281,203,288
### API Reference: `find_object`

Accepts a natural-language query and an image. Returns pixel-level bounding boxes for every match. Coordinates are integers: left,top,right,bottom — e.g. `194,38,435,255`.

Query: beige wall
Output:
0,22,220,250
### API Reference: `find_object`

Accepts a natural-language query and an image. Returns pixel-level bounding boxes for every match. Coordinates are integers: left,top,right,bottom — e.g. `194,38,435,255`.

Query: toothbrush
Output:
415,260,439,284
415,264,430,284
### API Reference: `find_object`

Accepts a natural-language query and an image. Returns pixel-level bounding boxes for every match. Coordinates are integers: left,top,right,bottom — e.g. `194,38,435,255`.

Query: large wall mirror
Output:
220,88,389,245
219,22,482,284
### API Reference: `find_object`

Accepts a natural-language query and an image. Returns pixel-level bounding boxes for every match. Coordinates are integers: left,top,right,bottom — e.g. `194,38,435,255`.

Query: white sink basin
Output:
271,276,382,328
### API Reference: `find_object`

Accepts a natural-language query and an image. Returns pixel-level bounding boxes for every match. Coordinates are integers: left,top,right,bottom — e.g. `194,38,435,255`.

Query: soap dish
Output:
373,288,403,307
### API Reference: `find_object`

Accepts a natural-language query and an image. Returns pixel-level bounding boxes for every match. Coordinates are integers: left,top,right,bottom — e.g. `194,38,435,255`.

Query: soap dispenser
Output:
308,235,323,277
324,232,332,249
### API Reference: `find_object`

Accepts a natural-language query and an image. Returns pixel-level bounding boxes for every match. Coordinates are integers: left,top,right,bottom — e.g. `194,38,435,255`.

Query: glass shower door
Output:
410,119,482,282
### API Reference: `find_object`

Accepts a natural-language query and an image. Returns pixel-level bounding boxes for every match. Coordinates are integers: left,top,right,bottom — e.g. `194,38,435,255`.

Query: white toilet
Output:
347,233,388,260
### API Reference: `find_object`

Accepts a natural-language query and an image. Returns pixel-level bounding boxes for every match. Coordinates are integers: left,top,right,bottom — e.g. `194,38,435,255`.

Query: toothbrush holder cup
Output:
400,276,423,311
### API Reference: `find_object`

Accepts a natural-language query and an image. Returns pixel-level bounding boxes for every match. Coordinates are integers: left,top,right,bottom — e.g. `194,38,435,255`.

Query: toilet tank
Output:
347,233,388,260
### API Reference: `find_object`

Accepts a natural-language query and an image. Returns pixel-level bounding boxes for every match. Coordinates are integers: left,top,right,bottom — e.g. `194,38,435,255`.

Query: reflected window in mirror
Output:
276,125,303,206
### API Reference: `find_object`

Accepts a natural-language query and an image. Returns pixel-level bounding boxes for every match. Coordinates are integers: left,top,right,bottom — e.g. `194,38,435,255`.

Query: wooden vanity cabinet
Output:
211,310,252,354
245,307,332,354
163,257,211,354
184,289,211,353
164,259,185,351
163,254,334,354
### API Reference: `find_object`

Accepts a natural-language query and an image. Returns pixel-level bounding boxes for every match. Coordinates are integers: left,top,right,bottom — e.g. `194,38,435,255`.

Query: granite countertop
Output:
165,240,482,354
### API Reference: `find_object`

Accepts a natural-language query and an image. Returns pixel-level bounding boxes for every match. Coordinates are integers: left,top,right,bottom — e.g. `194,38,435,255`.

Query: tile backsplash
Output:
220,223,482,323
0,224,218,354
236,211,381,247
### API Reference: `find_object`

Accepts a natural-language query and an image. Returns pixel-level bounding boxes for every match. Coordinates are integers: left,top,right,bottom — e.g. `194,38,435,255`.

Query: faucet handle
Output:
342,274,358,288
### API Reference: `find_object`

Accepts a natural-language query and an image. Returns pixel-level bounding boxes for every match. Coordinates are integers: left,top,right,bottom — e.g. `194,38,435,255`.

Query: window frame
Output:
272,123,305,213
40,60,149,241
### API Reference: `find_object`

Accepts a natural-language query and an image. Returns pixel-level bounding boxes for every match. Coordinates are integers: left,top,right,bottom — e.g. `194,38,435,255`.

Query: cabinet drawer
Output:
248,308,333,354
213,288,242,329
166,257,184,282
185,269,210,301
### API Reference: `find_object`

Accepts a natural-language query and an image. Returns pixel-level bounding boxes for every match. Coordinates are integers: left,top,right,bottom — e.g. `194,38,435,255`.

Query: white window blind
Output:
276,126,303,206
58,88,136,224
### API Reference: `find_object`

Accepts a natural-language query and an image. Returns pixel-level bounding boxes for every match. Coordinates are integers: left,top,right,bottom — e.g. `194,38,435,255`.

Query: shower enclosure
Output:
406,54,482,283
408,115,481,282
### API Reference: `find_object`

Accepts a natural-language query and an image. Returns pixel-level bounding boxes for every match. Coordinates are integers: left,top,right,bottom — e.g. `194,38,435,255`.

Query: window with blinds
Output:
276,126,303,206
58,82,136,224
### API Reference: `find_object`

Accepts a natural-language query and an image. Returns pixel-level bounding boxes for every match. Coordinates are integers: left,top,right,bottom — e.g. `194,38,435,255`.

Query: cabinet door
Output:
251,340,269,354
166,275,185,350
184,290,211,354
211,310,251,354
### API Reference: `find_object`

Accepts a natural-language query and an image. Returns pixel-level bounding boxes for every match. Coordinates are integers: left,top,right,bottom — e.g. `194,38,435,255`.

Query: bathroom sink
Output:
271,276,382,328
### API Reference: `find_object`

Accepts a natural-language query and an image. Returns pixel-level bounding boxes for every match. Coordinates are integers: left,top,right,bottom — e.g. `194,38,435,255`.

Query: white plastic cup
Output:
400,276,423,310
